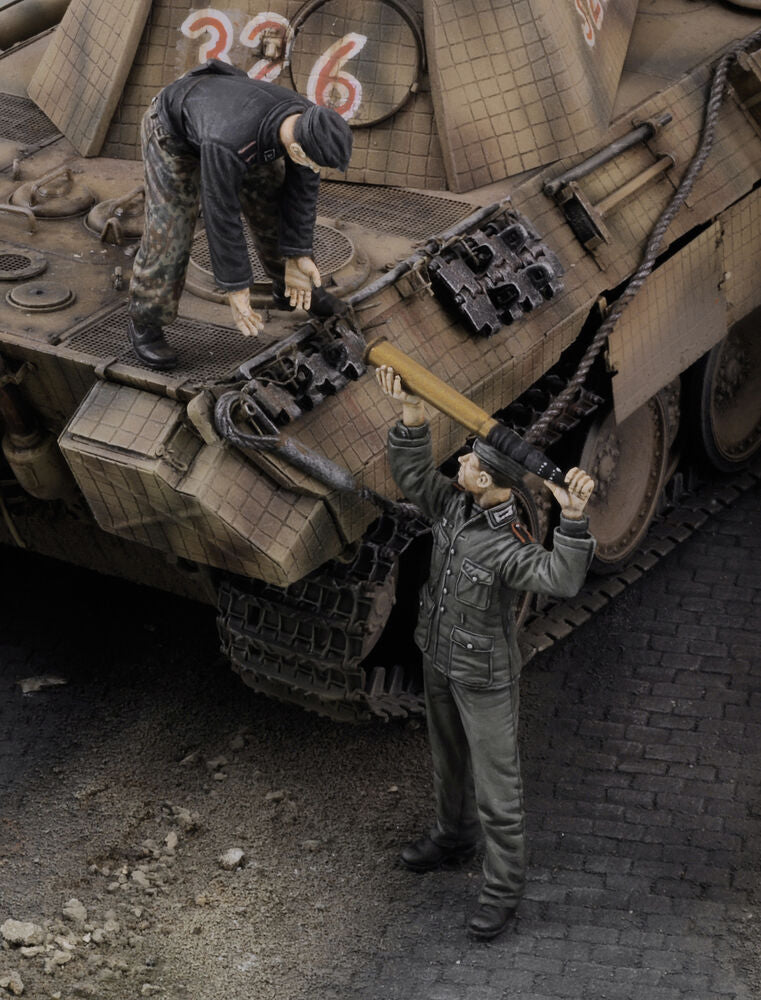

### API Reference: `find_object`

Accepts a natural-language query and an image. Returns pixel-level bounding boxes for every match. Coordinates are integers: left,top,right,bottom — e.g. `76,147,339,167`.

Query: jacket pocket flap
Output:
451,626,493,652
461,558,494,586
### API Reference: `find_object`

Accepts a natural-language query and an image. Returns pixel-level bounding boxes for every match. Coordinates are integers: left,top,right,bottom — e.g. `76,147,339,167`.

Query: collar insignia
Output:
486,499,517,529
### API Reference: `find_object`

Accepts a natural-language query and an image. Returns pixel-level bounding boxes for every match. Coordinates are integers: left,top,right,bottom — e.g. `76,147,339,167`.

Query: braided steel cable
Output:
525,26,761,446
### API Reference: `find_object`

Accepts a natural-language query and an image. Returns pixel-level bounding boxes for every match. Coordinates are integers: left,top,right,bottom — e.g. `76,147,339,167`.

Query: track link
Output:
217,459,760,722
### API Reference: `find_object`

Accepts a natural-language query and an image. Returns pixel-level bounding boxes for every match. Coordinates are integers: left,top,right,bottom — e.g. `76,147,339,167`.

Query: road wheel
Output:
579,395,668,573
692,323,761,472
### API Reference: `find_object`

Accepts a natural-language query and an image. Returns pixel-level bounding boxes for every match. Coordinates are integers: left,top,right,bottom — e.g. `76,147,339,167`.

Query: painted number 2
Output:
180,9,368,119
574,0,607,48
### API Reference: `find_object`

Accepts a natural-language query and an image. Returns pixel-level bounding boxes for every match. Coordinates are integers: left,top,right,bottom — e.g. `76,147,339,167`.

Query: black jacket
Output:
158,60,321,290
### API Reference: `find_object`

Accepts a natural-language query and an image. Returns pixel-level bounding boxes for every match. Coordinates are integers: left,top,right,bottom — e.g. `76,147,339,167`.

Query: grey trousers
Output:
129,105,285,329
424,655,526,907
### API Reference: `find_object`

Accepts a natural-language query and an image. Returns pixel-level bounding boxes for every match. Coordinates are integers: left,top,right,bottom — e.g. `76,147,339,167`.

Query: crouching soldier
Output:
128,58,353,370
376,364,596,940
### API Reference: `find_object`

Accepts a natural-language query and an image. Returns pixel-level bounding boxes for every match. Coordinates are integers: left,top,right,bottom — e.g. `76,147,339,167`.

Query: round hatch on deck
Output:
6,281,76,311
85,187,145,243
11,166,96,218
0,243,47,281
186,217,359,303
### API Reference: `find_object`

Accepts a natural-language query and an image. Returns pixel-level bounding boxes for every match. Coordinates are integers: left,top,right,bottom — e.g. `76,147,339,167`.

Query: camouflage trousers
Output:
129,102,285,329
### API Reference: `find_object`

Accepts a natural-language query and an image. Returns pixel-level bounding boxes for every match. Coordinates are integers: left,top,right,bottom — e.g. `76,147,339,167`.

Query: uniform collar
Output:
484,498,517,529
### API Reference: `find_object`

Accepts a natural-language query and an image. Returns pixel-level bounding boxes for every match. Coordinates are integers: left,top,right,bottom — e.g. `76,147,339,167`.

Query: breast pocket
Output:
449,626,493,688
455,557,494,610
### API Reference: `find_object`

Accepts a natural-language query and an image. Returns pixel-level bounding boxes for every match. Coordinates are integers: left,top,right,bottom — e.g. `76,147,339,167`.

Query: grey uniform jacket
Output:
388,421,596,690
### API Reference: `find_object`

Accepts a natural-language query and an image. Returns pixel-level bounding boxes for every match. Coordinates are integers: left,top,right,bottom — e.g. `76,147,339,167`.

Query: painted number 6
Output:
307,32,367,120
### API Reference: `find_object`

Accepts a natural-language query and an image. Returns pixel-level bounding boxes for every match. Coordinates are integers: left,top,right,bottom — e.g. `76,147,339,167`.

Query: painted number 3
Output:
574,0,606,48
180,9,368,118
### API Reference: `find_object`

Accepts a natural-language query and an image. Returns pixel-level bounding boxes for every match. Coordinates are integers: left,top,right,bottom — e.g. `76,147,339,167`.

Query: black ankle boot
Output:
128,317,178,371
467,903,516,940
399,836,476,872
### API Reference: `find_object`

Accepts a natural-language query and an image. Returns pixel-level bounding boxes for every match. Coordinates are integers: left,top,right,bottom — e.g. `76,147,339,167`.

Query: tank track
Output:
217,452,760,722
217,507,430,723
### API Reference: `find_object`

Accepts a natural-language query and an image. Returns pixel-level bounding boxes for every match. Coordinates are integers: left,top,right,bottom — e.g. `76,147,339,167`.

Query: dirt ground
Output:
0,550,435,1000
1,492,760,1000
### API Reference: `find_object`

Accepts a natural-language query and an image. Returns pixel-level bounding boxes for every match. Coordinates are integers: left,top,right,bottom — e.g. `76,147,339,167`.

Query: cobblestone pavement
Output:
0,481,759,1000
351,483,761,1000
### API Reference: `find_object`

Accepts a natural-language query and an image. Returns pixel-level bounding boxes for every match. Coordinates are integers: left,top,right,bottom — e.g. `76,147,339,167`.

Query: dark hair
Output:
473,455,515,490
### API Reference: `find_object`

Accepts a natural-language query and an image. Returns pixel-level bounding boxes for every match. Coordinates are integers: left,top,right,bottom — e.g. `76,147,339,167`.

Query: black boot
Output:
271,280,350,318
467,903,516,941
399,836,476,872
128,317,178,371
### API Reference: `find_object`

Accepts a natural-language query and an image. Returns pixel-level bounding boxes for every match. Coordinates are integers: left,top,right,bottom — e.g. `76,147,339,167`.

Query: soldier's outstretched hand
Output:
375,365,425,427
285,256,321,311
375,364,419,404
544,467,595,520
228,288,264,337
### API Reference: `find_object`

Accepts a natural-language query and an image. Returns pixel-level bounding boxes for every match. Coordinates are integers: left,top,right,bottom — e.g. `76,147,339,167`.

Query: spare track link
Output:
519,459,761,663
217,508,430,722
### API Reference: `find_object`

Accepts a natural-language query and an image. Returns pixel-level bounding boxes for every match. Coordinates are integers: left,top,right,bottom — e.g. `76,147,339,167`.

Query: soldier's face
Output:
458,452,486,493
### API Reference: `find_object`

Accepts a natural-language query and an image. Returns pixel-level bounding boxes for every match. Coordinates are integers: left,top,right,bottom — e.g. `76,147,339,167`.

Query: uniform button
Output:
466,643,474,650
442,588,448,595
446,569,452,576
472,575,478,582
439,606,445,613
449,548,455,554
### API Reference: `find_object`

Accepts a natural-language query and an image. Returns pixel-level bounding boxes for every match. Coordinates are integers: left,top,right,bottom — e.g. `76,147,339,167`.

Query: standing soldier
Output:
376,364,596,940
128,58,353,370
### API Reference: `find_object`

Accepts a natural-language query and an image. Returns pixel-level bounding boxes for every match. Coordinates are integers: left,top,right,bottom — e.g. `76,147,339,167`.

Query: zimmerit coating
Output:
424,0,639,192
28,0,152,157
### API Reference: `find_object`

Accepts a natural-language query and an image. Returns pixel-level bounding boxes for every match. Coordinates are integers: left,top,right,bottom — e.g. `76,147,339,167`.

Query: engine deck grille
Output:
0,94,60,146
316,182,475,239
190,220,354,285
63,305,277,382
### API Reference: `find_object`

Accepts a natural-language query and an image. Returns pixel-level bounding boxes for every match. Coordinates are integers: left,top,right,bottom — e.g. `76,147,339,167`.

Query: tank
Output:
1,0,761,720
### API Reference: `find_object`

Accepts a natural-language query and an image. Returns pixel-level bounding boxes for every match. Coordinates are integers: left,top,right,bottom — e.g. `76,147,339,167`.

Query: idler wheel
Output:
579,395,668,573
691,322,761,472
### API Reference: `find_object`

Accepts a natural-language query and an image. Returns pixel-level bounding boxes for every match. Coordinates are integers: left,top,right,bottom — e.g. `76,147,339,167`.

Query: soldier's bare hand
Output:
544,466,595,519
284,256,321,312
375,365,420,405
228,288,263,337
